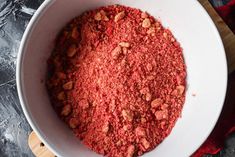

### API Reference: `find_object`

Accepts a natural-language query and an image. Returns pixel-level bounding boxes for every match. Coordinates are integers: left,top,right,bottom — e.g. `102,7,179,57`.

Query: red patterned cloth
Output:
215,0,235,33
193,71,235,156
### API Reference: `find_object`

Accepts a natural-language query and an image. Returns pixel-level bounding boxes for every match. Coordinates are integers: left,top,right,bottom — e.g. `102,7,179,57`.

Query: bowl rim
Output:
16,0,228,156
16,0,62,156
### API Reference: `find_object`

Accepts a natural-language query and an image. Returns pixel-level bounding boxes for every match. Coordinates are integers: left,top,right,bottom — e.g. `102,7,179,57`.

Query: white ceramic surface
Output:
16,0,228,157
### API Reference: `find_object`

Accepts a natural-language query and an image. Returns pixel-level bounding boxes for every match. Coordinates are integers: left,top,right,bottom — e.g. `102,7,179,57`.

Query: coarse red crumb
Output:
47,5,186,157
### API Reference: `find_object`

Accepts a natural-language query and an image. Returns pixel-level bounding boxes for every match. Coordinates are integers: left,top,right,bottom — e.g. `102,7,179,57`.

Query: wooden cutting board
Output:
28,1,235,156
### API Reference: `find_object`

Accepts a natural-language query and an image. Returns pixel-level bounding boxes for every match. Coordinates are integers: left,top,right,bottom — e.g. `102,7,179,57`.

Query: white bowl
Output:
16,0,228,156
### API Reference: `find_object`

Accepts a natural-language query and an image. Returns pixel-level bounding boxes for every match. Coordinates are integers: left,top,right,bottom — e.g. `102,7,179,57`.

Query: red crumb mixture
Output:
47,5,186,157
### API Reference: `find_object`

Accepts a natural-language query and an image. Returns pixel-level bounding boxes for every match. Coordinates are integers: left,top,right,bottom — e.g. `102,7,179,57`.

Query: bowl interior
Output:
17,0,227,156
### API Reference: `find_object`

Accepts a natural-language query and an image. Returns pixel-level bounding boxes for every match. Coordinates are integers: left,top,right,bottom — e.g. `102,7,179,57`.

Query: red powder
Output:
47,5,186,157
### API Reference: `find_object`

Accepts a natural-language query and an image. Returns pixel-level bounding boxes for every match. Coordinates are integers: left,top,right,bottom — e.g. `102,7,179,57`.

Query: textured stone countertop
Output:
0,0,234,157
